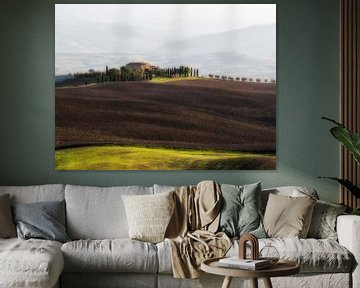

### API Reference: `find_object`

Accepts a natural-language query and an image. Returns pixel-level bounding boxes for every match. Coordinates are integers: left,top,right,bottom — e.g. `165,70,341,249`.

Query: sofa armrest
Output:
337,215,360,288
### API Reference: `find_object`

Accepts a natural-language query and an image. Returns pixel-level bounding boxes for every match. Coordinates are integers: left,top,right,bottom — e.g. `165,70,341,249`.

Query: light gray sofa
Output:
0,184,359,288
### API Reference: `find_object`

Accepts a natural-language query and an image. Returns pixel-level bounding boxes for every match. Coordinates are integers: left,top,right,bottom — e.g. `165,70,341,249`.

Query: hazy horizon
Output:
55,4,276,78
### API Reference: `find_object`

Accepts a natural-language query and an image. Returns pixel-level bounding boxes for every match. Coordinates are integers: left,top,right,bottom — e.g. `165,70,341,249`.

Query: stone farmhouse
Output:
125,62,159,73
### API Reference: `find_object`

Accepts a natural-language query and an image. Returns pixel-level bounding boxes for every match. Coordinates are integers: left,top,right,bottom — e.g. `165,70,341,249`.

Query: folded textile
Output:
167,230,231,278
165,180,231,278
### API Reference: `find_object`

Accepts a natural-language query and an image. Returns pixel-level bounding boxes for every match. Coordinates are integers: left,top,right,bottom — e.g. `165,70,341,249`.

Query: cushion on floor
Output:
61,239,158,273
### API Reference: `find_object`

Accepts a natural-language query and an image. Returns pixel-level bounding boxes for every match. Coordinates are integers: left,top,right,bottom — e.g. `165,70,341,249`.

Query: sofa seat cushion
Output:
0,238,64,288
62,239,158,273
261,238,353,272
157,238,353,274
231,238,353,273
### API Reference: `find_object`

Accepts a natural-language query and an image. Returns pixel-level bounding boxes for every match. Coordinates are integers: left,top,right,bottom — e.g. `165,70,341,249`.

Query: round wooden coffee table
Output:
201,257,300,288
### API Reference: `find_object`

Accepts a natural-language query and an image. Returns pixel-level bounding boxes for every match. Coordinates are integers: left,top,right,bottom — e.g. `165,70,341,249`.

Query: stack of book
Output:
218,257,271,270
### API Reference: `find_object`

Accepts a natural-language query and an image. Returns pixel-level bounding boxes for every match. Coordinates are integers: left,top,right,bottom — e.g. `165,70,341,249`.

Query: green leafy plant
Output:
319,117,360,199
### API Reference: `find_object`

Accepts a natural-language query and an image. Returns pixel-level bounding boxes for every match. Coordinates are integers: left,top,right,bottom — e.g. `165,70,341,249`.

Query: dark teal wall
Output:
0,0,340,202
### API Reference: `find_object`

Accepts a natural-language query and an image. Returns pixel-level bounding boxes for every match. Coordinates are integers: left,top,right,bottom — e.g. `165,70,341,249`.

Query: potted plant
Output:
320,117,360,215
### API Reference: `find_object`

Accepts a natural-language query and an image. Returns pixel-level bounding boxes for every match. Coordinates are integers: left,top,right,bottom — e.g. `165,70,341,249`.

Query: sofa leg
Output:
251,278,258,288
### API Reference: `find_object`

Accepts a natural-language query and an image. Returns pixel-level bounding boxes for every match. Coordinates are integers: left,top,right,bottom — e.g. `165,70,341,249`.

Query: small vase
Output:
259,245,280,264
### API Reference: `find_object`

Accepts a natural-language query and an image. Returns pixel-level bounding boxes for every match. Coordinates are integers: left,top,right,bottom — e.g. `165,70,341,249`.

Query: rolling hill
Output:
56,79,276,152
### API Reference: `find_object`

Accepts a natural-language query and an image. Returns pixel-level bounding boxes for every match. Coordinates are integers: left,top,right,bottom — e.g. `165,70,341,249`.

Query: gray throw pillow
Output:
12,200,70,243
218,182,266,238
307,200,347,240
0,194,16,238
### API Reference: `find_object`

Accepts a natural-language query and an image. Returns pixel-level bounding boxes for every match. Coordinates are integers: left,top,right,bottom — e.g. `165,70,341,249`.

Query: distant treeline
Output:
70,64,275,85
73,65,199,84
148,66,199,79
208,74,276,83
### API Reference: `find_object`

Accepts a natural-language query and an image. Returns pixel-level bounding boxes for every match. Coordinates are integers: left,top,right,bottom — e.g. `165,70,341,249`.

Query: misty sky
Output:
55,4,276,54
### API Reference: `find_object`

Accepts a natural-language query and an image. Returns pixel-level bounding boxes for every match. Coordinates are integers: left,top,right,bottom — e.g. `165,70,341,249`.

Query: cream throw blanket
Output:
165,181,231,278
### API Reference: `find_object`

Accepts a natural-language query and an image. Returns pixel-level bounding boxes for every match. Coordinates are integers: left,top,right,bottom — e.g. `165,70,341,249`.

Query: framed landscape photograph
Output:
55,4,276,170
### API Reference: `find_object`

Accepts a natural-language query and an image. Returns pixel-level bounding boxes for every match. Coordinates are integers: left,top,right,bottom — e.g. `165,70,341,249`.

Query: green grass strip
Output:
55,145,275,170
150,77,202,83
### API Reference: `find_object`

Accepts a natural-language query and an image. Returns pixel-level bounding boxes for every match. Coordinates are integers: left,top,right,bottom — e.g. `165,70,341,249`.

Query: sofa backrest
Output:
154,184,319,211
261,186,319,212
153,184,176,194
0,184,65,204
65,184,153,240
0,184,320,240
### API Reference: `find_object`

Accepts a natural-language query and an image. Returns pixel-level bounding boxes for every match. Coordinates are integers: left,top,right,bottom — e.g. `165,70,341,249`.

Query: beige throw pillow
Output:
0,194,16,238
122,191,175,243
263,193,316,238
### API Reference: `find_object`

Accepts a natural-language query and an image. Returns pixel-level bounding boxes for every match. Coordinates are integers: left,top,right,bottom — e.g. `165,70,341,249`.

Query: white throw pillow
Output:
122,191,175,243
307,200,347,240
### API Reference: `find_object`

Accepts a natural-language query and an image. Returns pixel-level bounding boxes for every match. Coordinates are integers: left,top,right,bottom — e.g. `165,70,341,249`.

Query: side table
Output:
201,257,300,288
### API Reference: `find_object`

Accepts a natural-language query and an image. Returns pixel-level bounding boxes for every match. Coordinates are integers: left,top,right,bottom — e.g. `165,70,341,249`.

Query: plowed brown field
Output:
55,79,276,153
